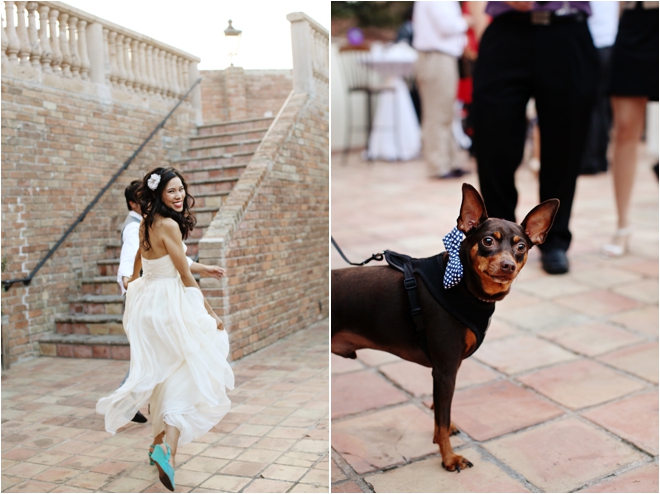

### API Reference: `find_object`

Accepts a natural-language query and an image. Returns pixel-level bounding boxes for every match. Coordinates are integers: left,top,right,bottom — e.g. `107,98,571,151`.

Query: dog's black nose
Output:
500,259,516,274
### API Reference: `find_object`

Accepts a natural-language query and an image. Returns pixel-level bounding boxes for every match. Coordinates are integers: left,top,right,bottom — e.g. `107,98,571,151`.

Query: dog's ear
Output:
457,183,488,234
521,199,560,245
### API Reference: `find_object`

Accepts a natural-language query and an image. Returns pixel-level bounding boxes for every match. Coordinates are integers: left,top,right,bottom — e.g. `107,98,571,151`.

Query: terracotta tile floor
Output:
1,321,329,493
331,150,658,493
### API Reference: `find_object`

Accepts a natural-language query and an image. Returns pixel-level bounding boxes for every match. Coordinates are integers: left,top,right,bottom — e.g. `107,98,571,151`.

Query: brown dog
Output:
332,183,559,472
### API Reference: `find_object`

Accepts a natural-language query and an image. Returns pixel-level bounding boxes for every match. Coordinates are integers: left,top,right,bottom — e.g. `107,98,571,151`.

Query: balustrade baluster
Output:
107,30,118,85
2,7,9,65
168,52,179,97
162,51,171,98
123,35,135,91
102,28,111,83
154,48,165,98
26,2,40,68
4,1,19,63
145,44,155,95
37,4,51,73
138,42,148,93
150,47,160,97
48,8,61,72
58,12,71,77
130,38,142,92
68,16,80,78
115,33,127,88
182,57,190,95
78,19,89,80
15,1,30,66
176,56,185,96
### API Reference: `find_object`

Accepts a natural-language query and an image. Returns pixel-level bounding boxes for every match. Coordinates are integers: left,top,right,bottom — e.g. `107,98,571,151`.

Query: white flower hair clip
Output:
147,173,161,191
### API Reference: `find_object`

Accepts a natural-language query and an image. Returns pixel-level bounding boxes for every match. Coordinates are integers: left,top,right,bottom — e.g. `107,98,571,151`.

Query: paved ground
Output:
1,321,329,493
331,150,658,493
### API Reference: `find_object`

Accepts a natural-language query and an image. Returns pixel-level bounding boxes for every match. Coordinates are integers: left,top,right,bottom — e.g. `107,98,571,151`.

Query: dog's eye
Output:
482,237,494,247
517,243,526,252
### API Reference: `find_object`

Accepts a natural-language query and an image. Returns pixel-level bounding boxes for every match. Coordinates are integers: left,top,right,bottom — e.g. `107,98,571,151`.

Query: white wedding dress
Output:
96,246,234,446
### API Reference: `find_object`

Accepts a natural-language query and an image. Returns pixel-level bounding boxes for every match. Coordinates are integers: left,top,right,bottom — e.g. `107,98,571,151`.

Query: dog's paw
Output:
449,423,460,436
442,454,473,473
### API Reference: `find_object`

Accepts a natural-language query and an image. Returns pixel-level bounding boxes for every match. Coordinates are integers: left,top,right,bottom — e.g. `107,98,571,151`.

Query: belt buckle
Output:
531,10,551,25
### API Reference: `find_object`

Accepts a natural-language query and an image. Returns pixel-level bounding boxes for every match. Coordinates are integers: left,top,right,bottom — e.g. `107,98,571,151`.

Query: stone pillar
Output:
86,22,105,84
224,66,247,122
188,60,202,124
287,12,314,94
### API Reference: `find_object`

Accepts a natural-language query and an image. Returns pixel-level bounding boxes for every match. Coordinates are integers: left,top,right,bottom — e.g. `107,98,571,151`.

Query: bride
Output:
97,167,234,491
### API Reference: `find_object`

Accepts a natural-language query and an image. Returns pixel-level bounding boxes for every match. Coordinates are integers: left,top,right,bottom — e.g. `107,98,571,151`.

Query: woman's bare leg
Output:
610,96,647,231
151,430,165,456
163,423,180,468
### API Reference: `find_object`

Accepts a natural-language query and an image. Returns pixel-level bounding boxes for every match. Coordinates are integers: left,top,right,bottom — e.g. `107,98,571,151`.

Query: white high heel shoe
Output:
601,227,632,258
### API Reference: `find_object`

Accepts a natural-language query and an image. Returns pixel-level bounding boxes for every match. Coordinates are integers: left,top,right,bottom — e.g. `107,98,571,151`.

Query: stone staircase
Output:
38,116,274,359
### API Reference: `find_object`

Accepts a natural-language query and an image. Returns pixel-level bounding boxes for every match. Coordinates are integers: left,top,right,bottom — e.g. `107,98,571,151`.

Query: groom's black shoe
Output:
131,411,148,423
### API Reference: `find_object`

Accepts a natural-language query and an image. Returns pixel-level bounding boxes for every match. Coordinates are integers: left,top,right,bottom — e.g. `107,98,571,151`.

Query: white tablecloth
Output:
363,44,421,162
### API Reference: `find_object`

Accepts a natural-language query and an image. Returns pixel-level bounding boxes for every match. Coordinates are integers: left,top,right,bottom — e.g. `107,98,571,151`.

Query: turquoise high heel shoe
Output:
148,444,156,466
149,442,175,491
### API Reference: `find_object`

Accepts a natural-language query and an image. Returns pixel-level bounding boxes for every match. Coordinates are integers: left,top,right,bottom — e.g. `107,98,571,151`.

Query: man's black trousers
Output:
472,14,599,252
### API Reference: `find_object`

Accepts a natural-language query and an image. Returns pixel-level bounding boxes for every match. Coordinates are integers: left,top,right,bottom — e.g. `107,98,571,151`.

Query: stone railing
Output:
287,12,328,96
1,1,200,103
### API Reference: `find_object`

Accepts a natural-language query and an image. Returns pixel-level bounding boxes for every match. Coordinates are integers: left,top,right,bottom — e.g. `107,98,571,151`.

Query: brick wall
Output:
198,89,329,360
200,69,293,124
1,71,197,364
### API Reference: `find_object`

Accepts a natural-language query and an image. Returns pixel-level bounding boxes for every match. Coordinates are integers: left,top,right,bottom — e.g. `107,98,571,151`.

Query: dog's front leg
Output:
432,367,473,472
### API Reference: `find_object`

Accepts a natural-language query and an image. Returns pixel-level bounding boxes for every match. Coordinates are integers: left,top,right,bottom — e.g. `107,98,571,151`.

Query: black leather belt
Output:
498,10,587,26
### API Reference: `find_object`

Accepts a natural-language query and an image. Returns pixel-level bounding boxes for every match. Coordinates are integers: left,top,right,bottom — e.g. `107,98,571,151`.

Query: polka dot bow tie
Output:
443,227,465,289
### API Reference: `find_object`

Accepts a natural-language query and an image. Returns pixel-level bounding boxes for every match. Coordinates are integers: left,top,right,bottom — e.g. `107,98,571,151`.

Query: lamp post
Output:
224,19,242,67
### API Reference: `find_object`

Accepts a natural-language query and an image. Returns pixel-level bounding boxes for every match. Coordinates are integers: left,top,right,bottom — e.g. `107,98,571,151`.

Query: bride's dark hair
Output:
137,167,196,251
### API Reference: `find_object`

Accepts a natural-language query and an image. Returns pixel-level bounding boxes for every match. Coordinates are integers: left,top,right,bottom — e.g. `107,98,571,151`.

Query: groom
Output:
117,180,226,423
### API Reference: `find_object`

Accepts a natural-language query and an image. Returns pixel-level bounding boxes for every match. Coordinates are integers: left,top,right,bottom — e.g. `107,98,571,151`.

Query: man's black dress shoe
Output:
541,248,569,275
131,411,147,423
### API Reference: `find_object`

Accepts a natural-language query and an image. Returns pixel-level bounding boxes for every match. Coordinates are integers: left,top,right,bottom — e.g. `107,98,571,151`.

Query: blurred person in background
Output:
412,1,471,179
602,1,659,257
472,1,599,274
581,1,620,175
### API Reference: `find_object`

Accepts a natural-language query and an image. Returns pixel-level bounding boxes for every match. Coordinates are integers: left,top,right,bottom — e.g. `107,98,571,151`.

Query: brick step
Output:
81,276,121,295
172,153,253,170
191,208,219,225
105,241,122,258
197,116,274,136
184,164,247,182
188,223,210,239
70,294,124,315
97,258,119,277
183,139,261,159
189,127,269,146
39,333,129,360
192,191,230,209
184,238,199,257
189,178,238,195
55,313,124,336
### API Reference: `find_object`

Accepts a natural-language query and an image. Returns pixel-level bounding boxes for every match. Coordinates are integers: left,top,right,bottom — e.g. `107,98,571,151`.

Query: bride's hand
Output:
214,315,224,331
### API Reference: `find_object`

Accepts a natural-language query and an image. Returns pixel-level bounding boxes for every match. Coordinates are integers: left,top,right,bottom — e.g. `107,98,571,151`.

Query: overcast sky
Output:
62,0,329,70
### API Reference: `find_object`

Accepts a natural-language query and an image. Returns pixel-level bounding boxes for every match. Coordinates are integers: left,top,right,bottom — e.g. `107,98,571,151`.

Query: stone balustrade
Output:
1,1,200,102
287,12,328,96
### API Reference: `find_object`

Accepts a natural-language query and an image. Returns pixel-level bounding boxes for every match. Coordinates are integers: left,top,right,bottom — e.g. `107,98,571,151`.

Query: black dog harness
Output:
384,250,495,360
